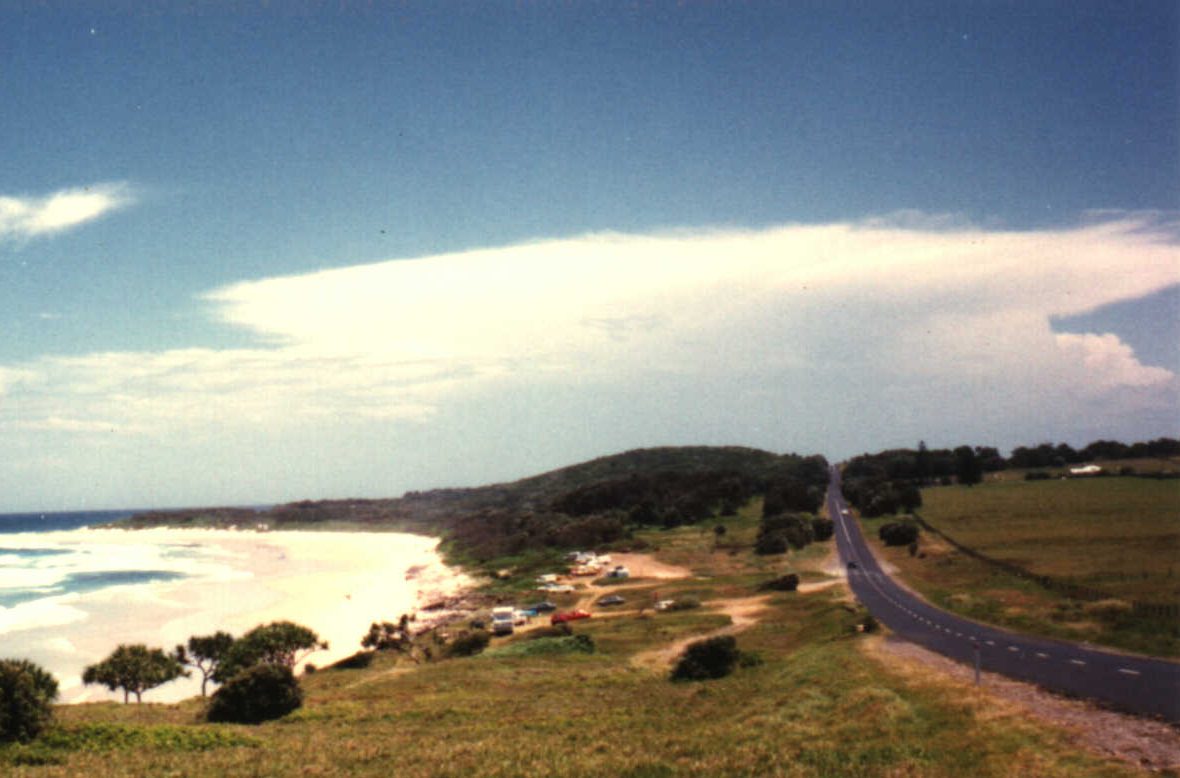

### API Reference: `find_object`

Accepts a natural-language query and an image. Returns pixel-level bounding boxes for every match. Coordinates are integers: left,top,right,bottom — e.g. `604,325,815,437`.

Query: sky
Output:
1,1,1177,512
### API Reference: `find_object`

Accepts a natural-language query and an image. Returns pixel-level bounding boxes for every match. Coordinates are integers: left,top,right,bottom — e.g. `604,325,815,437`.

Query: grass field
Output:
1,507,1150,777
861,477,1180,657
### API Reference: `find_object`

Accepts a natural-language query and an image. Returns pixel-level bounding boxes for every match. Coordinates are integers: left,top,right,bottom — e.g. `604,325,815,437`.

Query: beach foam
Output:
0,528,471,703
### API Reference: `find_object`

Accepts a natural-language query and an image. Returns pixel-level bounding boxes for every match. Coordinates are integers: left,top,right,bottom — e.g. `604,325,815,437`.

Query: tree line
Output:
841,436,1179,519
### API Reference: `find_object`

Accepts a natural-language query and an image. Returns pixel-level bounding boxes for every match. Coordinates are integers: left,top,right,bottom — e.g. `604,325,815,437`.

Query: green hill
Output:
120,446,828,569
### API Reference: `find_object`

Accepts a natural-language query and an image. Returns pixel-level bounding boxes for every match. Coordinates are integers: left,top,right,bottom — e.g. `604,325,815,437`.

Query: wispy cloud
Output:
0,183,133,242
0,213,1177,508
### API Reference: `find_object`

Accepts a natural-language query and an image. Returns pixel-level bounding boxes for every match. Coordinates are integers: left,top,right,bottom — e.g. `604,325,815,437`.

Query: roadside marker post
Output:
972,639,981,685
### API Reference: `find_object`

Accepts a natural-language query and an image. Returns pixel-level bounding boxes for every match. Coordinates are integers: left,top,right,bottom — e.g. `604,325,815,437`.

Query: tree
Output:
174,631,234,696
879,521,919,547
206,664,302,724
897,484,923,513
216,621,326,683
915,441,931,481
0,659,58,743
763,478,821,516
82,644,186,703
953,446,983,486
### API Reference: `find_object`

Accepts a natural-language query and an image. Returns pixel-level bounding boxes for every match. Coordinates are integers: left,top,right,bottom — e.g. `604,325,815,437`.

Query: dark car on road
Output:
596,594,625,606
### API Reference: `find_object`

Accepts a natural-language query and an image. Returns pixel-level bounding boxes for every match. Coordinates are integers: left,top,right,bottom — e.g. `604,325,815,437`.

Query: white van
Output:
491,606,516,636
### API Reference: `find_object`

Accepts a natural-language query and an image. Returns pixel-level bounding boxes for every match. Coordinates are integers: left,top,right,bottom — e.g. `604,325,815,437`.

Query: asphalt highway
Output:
827,467,1180,723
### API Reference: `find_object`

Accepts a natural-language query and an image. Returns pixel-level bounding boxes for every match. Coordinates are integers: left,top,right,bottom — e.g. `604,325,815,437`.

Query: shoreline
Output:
0,527,475,704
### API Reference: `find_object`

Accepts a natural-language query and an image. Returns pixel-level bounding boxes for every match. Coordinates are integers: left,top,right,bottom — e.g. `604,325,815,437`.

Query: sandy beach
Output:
1,528,472,703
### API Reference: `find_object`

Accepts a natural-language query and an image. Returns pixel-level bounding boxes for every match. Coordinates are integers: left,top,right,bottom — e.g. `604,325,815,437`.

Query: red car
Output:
550,609,591,625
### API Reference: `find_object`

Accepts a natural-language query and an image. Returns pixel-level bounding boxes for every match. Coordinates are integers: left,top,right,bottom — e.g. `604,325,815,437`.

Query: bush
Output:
1024,470,1052,481
662,596,701,612
0,659,58,743
206,664,302,724
329,651,374,670
671,636,741,681
878,521,919,547
811,517,834,541
446,630,491,658
757,573,800,592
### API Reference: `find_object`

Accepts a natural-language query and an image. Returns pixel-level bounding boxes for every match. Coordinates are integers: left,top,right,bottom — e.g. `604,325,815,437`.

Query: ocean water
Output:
0,511,468,703
0,510,237,632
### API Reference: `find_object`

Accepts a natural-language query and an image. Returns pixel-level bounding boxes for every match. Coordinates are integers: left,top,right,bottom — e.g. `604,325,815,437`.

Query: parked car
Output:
551,609,591,625
530,601,557,613
654,600,676,612
596,594,625,606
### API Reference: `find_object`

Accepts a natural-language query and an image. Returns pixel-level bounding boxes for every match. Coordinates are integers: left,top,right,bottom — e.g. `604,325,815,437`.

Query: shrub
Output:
330,651,374,670
862,614,880,633
811,517,834,541
878,521,919,547
671,636,741,681
446,630,491,658
206,664,302,724
0,659,58,743
757,573,800,592
662,596,701,612
1024,471,1052,481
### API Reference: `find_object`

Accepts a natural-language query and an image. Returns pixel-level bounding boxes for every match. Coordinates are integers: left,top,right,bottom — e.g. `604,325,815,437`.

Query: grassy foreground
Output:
4,508,1146,777
862,477,1180,656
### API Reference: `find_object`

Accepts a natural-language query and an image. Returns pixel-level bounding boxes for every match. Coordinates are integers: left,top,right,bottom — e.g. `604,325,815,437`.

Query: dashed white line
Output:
1069,659,1086,666
1007,646,1020,653
985,640,996,646
1035,652,1049,659
1118,668,1141,677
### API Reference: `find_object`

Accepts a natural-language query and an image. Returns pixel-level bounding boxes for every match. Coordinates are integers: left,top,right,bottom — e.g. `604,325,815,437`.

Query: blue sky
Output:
1,2,1177,511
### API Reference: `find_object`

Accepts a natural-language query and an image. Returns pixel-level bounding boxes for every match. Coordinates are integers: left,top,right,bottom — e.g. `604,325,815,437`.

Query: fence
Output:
910,514,1180,620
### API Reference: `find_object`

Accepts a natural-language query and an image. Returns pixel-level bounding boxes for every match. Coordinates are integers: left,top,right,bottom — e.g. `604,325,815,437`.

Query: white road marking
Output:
1035,652,1049,659
985,640,995,646
1069,659,1086,666
1008,646,1020,652
1118,668,1141,677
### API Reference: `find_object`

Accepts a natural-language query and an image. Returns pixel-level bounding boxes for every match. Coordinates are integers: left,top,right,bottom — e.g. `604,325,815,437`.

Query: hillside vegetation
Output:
121,446,828,573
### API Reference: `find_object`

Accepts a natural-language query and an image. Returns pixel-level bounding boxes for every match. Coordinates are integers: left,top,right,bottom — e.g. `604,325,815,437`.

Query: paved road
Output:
827,467,1180,722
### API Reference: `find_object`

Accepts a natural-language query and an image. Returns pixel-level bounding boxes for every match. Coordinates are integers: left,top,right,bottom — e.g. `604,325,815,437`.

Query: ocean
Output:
0,511,469,703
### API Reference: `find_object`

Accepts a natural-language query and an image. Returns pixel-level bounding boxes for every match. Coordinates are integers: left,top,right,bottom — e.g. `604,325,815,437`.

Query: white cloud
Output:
1054,332,1174,389
0,213,1177,508
0,182,133,242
